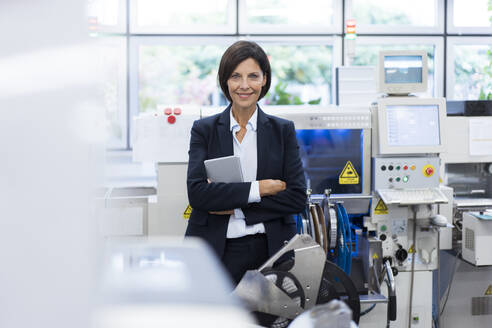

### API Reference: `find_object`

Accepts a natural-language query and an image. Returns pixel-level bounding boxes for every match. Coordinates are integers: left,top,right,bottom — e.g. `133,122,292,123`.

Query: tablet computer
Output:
204,155,243,183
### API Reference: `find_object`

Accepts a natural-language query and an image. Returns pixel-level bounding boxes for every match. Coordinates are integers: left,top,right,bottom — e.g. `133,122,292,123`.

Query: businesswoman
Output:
185,40,306,285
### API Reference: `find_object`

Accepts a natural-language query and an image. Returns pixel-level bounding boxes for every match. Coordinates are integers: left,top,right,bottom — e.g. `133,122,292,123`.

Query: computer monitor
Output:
378,50,428,95
376,97,446,155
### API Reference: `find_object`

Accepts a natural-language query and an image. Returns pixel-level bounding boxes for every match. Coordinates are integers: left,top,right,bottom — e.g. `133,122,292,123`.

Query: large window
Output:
447,0,492,34
95,0,492,150
131,37,231,115
130,0,236,34
240,0,341,34
447,37,492,100
257,38,339,106
345,0,443,34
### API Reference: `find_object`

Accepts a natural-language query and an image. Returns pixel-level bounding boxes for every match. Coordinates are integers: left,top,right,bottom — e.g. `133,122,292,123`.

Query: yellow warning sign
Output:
183,204,192,219
339,161,359,185
374,199,388,215
485,285,492,296
372,253,380,260
408,245,415,254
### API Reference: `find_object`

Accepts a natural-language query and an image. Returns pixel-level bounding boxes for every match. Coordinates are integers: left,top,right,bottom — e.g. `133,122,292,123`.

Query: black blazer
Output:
185,104,307,258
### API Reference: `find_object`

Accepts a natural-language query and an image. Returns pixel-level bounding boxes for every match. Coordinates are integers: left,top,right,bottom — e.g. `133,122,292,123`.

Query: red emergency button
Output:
173,107,182,115
403,165,408,170
164,108,172,115
167,115,176,124
422,165,435,177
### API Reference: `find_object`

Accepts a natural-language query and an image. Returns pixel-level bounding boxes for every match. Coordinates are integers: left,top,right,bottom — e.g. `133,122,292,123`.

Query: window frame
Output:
344,0,444,34
238,0,342,34
250,36,342,105
89,0,127,34
129,0,237,34
447,0,492,35
446,36,492,100
128,36,237,147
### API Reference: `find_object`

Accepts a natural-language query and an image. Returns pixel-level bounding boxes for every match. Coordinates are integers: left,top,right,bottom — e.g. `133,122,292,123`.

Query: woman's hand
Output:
259,179,286,197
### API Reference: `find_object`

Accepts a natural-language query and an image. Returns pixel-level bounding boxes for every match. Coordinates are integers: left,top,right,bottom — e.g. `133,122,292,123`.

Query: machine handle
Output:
384,261,397,321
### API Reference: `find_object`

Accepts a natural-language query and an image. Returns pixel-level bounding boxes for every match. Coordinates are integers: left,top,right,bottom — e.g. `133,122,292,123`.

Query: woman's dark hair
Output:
218,40,271,102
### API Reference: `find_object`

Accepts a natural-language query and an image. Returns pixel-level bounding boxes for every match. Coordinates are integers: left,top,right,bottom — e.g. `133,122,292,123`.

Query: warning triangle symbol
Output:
375,199,388,212
340,161,359,178
408,245,415,254
485,285,492,296
183,204,193,219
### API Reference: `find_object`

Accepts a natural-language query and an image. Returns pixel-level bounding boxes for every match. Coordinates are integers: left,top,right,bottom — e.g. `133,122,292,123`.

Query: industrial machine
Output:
437,100,492,327
234,234,361,328
128,50,492,327
94,237,258,328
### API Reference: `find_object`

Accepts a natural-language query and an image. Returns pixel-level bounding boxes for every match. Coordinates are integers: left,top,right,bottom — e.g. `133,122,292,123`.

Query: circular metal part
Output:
316,260,361,324
259,269,307,328
395,248,408,262
328,208,338,250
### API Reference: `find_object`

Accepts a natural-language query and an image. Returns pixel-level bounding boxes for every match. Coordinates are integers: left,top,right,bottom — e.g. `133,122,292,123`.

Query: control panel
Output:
372,156,440,190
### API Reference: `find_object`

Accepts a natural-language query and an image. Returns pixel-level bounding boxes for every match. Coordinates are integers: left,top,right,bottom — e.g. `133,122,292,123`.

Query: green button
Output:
396,177,401,182
403,176,409,183
396,165,401,170
381,225,387,232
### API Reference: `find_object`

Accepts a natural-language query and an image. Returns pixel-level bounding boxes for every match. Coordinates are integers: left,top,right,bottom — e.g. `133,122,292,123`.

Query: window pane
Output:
245,0,334,26
133,0,234,33
453,0,492,27
138,44,226,113
97,37,127,148
352,44,435,97
452,45,492,100
261,44,333,105
88,0,126,33
350,0,437,27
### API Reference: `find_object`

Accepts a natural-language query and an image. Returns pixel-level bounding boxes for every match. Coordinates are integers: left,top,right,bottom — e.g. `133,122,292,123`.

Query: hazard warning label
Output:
374,199,388,215
485,285,492,296
408,245,415,254
183,204,192,219
339,161,359,185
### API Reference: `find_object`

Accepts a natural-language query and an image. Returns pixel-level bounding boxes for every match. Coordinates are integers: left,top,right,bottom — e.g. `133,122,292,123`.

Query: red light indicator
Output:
167,115,176,124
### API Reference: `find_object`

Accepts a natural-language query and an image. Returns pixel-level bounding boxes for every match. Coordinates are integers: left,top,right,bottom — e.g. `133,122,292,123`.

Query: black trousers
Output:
221,233,269,285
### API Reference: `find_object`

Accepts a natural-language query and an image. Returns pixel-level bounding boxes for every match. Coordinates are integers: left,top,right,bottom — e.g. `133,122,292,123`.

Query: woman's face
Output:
227,57,266,112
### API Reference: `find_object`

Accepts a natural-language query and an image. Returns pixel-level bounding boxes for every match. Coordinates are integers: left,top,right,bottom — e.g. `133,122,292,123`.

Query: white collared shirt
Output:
226,108,265,238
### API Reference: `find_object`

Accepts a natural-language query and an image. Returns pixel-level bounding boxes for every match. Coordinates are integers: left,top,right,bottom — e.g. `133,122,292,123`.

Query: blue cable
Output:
339,204,352,274
335,203,347,273
296,214,304,234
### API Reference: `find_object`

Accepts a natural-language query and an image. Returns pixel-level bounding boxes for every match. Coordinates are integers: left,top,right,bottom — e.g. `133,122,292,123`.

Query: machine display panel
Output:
378,50,428,94
386,104,440,146
376,97,446,155
296,129,363,194
384,55,423,84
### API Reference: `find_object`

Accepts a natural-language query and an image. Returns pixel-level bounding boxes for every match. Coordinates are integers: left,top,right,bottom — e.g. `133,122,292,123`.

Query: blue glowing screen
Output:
295,129,363,194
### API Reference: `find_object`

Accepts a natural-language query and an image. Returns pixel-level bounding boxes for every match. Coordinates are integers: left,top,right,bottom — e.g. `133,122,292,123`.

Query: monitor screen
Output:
296,129,363,194
378,50,428,94
376,97,445,155
384,55,423,84
386,104,440,147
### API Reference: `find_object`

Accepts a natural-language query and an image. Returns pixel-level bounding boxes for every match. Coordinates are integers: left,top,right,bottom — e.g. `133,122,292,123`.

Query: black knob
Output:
391,267,399,276
381,165,387,171
388,165,394,171
395,248,408,262
380,234,387,241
